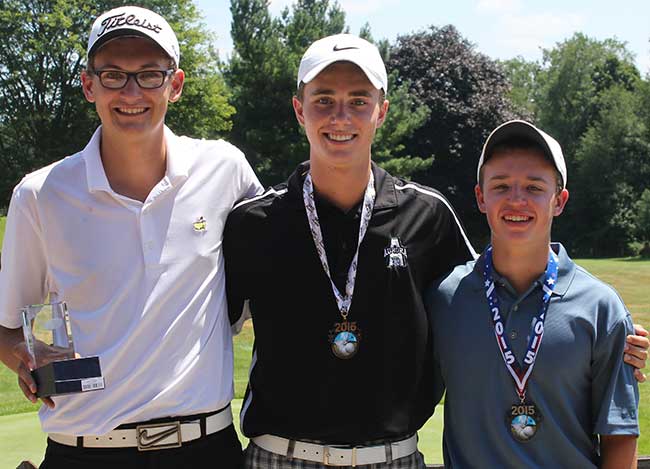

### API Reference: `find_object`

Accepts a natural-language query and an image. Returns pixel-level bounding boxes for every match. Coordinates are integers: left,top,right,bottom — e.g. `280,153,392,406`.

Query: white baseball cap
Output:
477,120,567,189
297,34,388,92
87,6,180,67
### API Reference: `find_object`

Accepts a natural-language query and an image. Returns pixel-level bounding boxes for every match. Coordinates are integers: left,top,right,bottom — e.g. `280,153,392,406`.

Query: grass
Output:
0,218,647,465
0,216,5,249
0,411,46,467
234,321,254,398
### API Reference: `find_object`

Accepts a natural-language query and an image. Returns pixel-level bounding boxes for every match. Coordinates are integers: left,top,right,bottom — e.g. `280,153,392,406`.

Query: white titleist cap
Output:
477,120,567,189
87,6,180,66
297,34,388,92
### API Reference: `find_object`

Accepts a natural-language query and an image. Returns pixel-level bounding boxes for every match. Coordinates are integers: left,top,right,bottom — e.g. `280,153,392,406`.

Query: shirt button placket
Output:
140,205,154,265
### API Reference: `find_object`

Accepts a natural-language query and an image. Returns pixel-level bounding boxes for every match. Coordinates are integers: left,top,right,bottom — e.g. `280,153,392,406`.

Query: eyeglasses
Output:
89,69,175,89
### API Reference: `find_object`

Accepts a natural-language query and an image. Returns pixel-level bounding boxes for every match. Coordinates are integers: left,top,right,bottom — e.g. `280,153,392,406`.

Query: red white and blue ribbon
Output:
483,245,559,401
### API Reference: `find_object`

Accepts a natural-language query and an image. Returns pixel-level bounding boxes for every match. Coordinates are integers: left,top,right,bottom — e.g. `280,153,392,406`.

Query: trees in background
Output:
387,26,521,243
0,0,96,206
570,86,649,256
534,34,637,157
1,2,649,257
0,0,233,205
636,189,650,256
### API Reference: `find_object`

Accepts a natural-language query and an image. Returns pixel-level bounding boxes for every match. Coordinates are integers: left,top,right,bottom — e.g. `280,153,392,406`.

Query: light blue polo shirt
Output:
426,243,639,468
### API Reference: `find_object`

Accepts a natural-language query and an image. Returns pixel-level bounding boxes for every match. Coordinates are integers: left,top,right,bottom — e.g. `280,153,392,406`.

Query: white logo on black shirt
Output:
384,237,407,268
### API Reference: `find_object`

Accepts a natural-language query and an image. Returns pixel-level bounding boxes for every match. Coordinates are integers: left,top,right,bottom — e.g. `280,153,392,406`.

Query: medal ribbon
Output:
483,245,559,401
303,172,376,320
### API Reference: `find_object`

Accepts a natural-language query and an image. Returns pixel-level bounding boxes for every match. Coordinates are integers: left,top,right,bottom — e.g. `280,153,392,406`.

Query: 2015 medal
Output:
507,402,542,442
483,246,558,442
303,172,376,360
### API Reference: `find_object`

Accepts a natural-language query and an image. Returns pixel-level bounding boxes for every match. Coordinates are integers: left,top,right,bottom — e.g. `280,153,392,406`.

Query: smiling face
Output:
292,62,388,172
81,37,184,140
475,148,569,251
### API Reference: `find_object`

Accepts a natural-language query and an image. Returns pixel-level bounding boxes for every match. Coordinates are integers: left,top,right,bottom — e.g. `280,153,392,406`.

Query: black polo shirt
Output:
224,162,475,445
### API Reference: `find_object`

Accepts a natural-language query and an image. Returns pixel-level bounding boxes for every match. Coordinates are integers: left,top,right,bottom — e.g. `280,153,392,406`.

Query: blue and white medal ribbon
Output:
302,172,376,320
303,172,376,359
483,245,559,402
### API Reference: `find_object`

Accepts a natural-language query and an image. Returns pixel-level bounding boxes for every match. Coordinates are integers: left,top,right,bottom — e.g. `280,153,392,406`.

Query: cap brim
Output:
87,29,177,67
483,121,554,163
301,59,384,90
88,29,153,58
477,120,566,188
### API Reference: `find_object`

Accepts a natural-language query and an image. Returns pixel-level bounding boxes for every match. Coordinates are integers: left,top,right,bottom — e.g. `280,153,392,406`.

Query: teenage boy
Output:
0,6,260,468
224,33,476,468
426,120,639,468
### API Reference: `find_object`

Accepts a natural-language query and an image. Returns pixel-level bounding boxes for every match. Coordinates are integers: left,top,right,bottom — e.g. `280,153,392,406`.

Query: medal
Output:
303,171,375,359
507,401,543,442
328,320,362,359
483,246,558,442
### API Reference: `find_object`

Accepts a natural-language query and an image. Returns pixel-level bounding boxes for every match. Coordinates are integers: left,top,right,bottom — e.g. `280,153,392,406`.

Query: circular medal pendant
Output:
331,331,359,359
507,402,542,442
328,321,362,359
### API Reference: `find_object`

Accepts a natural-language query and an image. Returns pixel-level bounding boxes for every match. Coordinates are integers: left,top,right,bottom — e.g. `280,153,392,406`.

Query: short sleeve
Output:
592,308,639,436
0,186,50,328
235,152,263,203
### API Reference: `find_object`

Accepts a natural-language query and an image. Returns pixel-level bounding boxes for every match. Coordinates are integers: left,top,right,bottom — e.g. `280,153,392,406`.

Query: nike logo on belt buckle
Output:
136,421,182,451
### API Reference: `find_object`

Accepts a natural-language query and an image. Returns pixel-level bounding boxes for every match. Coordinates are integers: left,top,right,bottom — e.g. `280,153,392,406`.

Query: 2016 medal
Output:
303,172,376,360
483,246,558,442
328,320,361,359
507,402,542,442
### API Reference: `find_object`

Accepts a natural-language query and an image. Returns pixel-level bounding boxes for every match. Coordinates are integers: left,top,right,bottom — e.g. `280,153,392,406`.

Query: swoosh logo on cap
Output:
333,45,359,52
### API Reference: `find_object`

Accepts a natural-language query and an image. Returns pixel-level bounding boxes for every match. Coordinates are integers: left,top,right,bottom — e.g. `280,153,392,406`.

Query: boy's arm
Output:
223,207,253,335
600,435,637,469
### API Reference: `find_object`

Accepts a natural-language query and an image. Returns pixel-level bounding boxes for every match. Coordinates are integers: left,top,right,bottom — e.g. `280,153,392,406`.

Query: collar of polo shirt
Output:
83,126,189,194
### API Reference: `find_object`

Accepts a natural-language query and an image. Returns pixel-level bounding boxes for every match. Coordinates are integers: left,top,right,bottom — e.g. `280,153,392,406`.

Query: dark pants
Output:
40,423,242,469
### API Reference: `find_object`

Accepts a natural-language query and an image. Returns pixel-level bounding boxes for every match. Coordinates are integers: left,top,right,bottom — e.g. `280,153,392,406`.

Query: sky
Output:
195,0,650,74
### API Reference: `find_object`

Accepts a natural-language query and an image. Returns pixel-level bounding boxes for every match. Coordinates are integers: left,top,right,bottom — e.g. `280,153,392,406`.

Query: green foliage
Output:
565,85,650,256
535,33,638,157
499,56,539,118
0,0,234,207
0,216,6,251
387,25,519,243
0,0,97,206
226,0,346,185
374,72,431,178
635,189,650,257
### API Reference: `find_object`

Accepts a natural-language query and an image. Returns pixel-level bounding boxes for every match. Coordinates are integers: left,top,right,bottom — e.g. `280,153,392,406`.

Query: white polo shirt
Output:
0,126,262,435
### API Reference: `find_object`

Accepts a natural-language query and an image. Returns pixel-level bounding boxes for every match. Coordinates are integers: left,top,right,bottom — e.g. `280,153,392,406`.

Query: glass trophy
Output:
21,300,104,397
